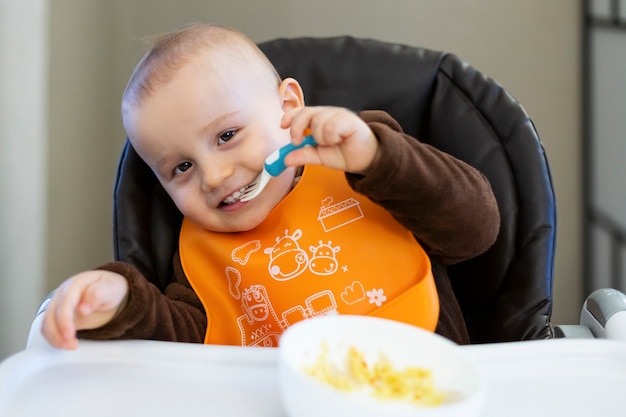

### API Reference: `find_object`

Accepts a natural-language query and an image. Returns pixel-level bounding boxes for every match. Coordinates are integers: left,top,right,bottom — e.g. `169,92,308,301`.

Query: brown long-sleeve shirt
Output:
79,110,500,345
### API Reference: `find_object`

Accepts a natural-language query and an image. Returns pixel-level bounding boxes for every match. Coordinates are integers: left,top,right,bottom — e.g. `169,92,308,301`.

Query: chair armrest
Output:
553,288,626,340
580,288,626,341
552,324,594,338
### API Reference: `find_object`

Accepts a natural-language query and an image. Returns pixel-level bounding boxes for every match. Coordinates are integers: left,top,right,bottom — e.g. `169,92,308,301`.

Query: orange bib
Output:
179,164,439,346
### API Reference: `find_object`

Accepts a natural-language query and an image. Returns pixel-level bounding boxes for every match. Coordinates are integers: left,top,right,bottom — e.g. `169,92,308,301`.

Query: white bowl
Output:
278,315,486,417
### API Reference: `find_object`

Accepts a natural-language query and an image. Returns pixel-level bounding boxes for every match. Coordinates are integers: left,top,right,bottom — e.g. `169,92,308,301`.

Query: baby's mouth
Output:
220,186,248,206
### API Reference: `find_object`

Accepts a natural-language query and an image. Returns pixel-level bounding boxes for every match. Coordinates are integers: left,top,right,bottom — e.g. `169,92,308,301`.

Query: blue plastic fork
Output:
239,134,316,202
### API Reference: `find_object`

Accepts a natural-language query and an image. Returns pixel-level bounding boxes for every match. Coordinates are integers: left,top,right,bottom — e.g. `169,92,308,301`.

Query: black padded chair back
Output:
113,36,556,343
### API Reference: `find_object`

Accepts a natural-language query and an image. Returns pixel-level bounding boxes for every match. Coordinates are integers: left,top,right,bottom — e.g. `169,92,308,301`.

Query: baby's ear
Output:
279,77,305,111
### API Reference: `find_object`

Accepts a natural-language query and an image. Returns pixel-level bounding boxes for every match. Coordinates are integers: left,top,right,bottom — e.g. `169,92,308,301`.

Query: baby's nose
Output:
200,162,233,192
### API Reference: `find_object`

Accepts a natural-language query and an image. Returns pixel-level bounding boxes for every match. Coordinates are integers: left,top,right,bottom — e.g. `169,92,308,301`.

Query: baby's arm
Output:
41,270,129,349
282,106,499,263
75,256,207,344
349,110,500,264
42,254,207,349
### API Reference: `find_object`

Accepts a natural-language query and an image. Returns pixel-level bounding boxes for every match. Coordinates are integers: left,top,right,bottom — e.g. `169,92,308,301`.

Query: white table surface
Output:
1,337,625,417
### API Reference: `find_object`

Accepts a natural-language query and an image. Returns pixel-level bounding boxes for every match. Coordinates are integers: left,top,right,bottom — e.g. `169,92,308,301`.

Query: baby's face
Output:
125,51,303,232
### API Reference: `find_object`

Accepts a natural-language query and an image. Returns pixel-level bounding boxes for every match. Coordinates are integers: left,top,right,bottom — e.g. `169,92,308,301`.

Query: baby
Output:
41,23,499,349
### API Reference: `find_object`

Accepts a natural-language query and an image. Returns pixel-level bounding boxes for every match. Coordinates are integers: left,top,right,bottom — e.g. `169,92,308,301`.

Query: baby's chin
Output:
199,208,272,233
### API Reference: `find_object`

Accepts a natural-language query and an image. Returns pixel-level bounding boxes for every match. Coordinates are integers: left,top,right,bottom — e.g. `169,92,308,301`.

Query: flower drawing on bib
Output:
366,288,387,307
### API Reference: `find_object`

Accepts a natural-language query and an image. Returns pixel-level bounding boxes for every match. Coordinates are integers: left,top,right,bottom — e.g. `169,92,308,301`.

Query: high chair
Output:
27,36,626,347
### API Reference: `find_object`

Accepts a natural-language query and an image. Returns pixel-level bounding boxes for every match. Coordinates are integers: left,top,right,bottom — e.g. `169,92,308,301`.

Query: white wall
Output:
0,0,49,359
46,0,124,290
0,0,582,360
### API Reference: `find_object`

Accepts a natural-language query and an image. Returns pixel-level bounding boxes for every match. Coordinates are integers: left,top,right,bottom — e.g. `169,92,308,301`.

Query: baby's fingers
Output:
283,107,361,146
281,108,311,143
83,277,126,310
74,272,129,329
40,295,65,348
283,145,323,168
41,286,80,349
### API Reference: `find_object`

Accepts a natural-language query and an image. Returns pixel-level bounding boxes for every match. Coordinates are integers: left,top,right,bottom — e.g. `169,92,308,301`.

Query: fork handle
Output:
265,135,316,176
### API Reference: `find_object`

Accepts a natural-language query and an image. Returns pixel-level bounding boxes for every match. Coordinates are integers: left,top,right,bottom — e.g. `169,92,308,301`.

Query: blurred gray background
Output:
1,0,583,359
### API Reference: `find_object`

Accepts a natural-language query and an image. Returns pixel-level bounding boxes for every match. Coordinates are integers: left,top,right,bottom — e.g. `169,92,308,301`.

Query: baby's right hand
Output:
41,270,129,350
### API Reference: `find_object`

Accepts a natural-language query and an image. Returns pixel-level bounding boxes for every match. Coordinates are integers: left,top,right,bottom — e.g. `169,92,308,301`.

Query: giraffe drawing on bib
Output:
237,284,283,347
264,229,309,281
308,240,341,276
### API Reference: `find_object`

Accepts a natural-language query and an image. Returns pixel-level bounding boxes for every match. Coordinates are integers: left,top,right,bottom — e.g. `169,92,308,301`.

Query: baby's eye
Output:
174,161,192,175
218,130,236,144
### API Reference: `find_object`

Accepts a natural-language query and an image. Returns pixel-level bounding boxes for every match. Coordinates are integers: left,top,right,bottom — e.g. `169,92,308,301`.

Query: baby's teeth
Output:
223,187,248,205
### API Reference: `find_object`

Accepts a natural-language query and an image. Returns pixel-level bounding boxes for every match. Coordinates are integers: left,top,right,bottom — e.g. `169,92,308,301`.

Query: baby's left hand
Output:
281,106,379,175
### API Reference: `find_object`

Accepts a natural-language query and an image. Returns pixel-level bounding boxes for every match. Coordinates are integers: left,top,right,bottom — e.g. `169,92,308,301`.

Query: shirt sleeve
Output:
77,252,206,343
348,110,500,265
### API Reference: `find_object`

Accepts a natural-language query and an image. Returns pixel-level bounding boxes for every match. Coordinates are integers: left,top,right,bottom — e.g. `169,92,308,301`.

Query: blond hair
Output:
121,23,281,120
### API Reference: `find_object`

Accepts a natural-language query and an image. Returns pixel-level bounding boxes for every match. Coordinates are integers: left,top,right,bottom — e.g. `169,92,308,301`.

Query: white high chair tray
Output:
0,338,625,417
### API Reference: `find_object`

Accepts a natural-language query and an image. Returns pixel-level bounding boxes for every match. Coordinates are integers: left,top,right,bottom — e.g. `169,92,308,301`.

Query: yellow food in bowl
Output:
302,343,444,406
